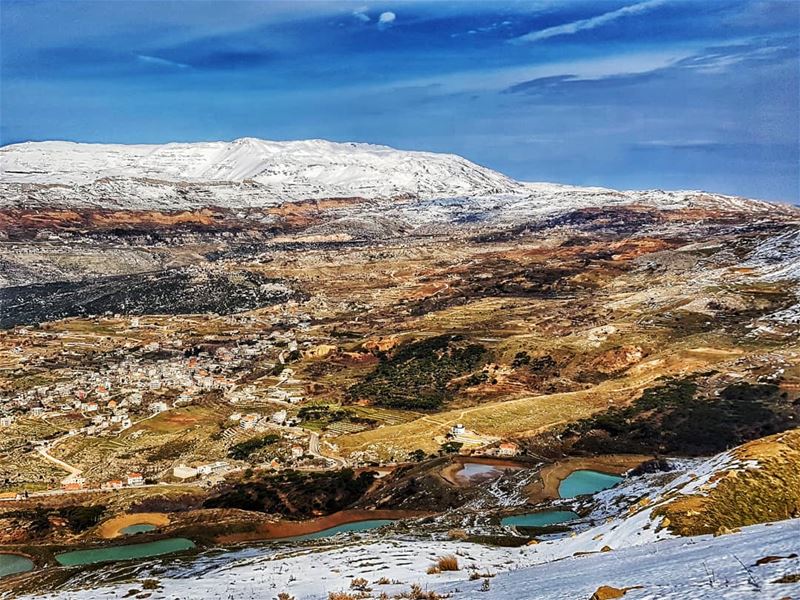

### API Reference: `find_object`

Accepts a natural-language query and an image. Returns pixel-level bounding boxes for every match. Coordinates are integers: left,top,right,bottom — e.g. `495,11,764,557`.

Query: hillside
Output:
1,138,798,600
5,431,799,599
0,138,521,208
2,139,795,217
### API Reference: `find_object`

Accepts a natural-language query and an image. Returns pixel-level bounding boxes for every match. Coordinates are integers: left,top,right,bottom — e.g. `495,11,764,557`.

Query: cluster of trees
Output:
204,469,376,517
9,504,106,535
349,335,488,410
568,378,794,455
228,434,281,460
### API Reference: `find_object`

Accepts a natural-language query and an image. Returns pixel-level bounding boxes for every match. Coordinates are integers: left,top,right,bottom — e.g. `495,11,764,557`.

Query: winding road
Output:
35,431,83,482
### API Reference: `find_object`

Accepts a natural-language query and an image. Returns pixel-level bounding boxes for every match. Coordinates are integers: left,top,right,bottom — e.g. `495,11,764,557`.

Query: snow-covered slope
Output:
0,138,521,201
16,519,798,600
10,436,800,600
1,138,795,215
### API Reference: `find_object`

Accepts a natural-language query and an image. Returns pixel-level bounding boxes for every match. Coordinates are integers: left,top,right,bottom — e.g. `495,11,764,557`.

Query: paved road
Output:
307,431,348,469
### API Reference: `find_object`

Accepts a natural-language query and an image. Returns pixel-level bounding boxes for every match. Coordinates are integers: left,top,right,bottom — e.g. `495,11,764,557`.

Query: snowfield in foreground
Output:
20,518,800,600
440,519,800,599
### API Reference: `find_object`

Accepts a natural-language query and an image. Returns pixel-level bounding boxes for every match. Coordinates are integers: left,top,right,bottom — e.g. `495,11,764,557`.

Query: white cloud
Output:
353,7,370,23
136,54,189,69
513,0,668,43
367,48,694,95
378,11,396,25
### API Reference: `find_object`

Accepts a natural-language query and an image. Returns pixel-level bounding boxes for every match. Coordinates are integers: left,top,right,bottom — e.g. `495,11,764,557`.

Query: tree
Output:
440,441,463,455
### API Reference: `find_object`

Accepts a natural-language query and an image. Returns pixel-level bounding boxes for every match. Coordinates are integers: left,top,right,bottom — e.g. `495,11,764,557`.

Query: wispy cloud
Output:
504,38,795,95
137,54,189,69
352,7,370,23
512,0,668,43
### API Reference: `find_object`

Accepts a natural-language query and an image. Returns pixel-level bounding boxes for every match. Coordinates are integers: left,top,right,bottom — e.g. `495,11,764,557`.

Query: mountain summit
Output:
0,137,521,199
0,138,793,217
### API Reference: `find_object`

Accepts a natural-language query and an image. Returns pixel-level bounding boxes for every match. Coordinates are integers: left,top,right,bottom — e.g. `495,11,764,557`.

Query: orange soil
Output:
96,512,171,539
215,509,430,543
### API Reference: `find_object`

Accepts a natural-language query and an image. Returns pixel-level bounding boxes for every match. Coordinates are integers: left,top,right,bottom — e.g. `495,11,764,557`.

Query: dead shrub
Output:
350,577,371,592
394,583,447,600
434,555,459,572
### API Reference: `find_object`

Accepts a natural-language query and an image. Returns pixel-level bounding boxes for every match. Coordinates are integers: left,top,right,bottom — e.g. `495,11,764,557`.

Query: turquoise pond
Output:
501,510,579,528
55,538,195,566
0,554,34,578
120,523,157,535
558,470,623,498
277,519,395,542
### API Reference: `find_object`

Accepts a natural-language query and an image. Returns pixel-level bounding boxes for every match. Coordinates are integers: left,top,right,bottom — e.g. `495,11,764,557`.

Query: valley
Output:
0,139,798,599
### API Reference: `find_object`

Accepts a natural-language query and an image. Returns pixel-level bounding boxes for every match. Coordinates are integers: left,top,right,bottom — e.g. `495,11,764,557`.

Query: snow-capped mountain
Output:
0,138,521,201
0,138,795,216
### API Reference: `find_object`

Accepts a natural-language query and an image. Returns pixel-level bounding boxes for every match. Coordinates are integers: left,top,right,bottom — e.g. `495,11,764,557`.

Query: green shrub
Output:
568,378,796,455
229,434,280,460
348,335,488,410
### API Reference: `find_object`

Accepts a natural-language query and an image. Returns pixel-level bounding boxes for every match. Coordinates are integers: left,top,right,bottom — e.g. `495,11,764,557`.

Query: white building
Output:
197,461,228,476
150,401,169,413
127,472,144,486
240,413,260,429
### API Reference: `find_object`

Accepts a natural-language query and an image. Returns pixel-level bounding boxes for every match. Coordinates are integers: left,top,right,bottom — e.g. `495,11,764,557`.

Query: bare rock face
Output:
590,345,645,375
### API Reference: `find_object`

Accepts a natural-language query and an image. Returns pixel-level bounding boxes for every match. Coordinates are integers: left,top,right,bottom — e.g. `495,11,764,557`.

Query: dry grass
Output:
393,583,447,599
350,577,370,592
656,429,800,536
431,555,459,573
335,367,692,457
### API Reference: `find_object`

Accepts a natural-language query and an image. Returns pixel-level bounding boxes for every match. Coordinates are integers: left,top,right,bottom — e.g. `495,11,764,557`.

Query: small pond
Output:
278,519,395,542
458,463,503,481
501,510,579,528
457,461,522,484
0,554,35,578
55,538,195,566
120,523,158,535
558,470,623,498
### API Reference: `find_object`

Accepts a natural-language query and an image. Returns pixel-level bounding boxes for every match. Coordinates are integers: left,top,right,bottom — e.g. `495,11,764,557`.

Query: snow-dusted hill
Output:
9,432,800,600
0,138,521,201
16,519,798,600
1,138,795,215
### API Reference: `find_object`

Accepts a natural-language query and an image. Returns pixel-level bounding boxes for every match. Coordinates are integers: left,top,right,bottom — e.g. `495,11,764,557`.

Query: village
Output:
0,311,355,499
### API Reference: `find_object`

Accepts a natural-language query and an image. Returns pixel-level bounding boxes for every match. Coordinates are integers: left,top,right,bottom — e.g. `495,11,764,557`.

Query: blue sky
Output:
1,0,798,202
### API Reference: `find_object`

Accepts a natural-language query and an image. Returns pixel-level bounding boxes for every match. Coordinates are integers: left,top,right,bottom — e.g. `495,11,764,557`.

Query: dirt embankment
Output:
215,509,430,544
96,512,171,539
525,454,653,504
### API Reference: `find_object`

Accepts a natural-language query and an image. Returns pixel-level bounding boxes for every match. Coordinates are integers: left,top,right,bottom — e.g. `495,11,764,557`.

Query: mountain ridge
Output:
2,138,796,217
